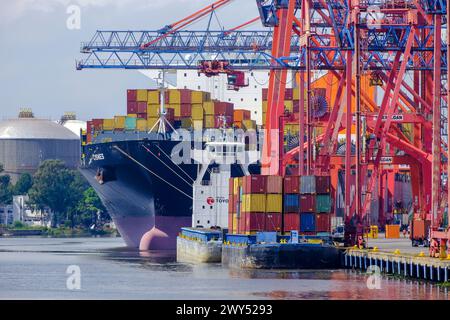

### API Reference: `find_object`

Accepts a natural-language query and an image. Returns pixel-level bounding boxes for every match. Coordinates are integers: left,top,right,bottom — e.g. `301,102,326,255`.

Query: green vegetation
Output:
437,282,450,288
0,164,13,205
1,160,111,234
13,173,33,195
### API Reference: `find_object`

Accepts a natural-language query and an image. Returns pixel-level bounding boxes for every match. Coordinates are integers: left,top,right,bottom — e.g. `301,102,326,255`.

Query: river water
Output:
0,237,448,300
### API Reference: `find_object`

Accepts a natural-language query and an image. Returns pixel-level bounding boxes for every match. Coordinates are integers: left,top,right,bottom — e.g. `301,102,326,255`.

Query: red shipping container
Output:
137,101,147,113
86,121,93,133
283,213,300,232
238,212,247,234
284,88,293,100
214,115,232,128
86,132,92,144
299,194,315,212
293,100,300,113
127,89,137,102
127,101,137,114
262,88,268,101
265,213,282,232
180,104,192,117
262,88,292,101
179,89,193,104
214,102,234,116
316,214,331,232
164,108,174,122
92,119,103,131
243,175,266,194
229,178,234,196
228,194,234,214
284,175,300,194
316,176,331,194
245,212,265,231
266,175,283,194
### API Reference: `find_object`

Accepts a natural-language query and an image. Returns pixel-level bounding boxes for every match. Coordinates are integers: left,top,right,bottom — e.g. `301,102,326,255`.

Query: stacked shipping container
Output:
87,89,261,141
228,175,283,235
229,175,333,236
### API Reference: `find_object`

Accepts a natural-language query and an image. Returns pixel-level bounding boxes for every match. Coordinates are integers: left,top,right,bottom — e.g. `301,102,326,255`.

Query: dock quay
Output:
344,247,450,283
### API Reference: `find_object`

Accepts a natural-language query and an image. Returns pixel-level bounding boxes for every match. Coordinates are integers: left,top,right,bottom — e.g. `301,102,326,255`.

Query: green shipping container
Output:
316,194,331,213
125,117,137,130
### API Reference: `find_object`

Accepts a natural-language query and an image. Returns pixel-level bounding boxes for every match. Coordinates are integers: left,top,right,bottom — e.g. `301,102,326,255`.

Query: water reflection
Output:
0,237,448,300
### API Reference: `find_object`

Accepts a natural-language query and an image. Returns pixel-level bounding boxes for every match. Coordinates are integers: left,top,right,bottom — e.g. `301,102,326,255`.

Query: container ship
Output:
80,87,260,249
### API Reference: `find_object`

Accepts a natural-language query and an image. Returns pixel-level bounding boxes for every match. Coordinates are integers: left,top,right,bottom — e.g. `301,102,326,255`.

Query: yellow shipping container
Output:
180,118,192,129
204,115,215,128
293,87,307,101
103,119,114,131
191,91,211,104
242,194,266,213
137,89,148,102
284,100,294,113
127,114,137,118
169,89,181,104
262,101,267,113
114,116,126,129
203,101,215,115
242,120,256,130
284,123,299,135
147,104,159,117
192,120,203,131
136,119,147,131
233,177,242,195
191,104,204,120
148,90,160,104
147,117,159,132
266,194,282,213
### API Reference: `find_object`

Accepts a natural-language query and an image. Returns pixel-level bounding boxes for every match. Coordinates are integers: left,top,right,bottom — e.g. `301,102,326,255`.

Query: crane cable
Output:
154,144,196,183
113,145,193,200
141,144,194,186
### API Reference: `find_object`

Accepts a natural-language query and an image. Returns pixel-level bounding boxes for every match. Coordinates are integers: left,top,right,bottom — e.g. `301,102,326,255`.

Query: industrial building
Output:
0,110,81,183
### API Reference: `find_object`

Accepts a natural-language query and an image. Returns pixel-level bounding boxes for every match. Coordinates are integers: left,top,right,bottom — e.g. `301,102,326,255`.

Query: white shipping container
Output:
192,169,231,229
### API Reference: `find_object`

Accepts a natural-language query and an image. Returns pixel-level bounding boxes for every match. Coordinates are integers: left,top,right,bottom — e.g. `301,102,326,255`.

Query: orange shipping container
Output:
385,225,400,239
234,109,251,122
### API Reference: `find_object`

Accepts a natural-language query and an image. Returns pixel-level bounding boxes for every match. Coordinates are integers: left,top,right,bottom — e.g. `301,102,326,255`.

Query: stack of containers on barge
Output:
228,175,283,235
286,175,333,235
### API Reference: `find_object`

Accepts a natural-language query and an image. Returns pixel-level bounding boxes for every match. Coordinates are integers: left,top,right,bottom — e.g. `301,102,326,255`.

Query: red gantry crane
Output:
78,0,450,254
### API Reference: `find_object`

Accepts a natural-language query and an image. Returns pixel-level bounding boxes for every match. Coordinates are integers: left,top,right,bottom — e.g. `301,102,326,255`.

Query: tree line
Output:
0,160,108,229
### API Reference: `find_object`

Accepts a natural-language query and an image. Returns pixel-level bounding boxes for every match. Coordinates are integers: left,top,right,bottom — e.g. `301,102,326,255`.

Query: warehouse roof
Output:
0,118,79,140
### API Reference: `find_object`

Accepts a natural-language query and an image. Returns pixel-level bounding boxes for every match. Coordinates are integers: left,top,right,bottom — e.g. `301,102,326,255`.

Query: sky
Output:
0,0,259,121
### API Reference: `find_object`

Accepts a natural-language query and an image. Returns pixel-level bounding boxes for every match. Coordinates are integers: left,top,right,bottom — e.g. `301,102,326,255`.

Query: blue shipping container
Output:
125,117,137,130
284,194,299,212
300,213,315,232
